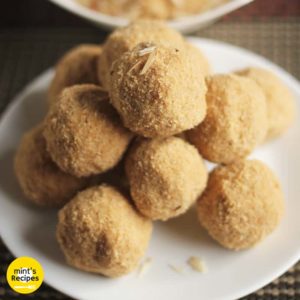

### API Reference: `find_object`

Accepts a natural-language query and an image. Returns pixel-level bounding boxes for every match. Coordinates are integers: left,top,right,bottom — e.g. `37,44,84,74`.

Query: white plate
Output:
0,38,300,300
48,0,253,33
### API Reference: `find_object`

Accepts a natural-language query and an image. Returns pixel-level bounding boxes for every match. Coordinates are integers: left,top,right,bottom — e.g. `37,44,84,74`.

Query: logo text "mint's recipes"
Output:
11,267,39,282
6,257,44,294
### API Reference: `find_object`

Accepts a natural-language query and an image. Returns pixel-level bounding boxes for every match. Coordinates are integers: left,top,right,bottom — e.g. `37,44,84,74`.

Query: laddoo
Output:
187,74,267,164
125,137,208,221
44,84,133,177
235,67,296,140
110,43,207,138
185,42,211,76
14,124,88,207
98,20,185,90
88,159,129,196
57,184,152,277
197,160,284,250
48,44,102,105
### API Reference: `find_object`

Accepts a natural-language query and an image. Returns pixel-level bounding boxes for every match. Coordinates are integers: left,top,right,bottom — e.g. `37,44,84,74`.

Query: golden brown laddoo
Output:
235,67,296,140
48,44,102,105
185,42,211,76
197,160,284,250
125,137,208,221
88,158,130,196
44,84,133,177
57,184,152,277
14,124,88,208
98,20,185,90
110,43,207,138
187,74,267,164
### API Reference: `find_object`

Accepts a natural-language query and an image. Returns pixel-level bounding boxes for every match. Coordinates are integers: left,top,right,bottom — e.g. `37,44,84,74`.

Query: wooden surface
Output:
228,0,300,18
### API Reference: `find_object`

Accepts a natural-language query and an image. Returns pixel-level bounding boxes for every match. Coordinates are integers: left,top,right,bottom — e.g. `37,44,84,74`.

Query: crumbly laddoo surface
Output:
14,124,88,207
98,20,185,90
48,44,102,105
197,160,284,250
88,158,130,197
125,137,208,221
110,43,207,138
44,84,133,177
235,67,296,140
57,184,152,277
185,42,211,76
187,74,267,164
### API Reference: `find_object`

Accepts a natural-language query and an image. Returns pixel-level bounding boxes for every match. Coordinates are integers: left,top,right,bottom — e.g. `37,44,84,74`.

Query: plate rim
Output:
47,0,254,32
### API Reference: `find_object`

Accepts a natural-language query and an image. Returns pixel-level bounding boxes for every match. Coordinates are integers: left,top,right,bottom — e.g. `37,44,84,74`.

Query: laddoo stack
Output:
14,20,296,277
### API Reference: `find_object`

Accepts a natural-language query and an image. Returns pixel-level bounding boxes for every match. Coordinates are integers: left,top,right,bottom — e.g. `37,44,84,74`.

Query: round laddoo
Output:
57,184,152,277
14,124,88,207
187,74,267,164
235,67,296,140
98,20,185,90
48,44,102,105
185,42,211,76
110,43,207,138
88,159,129,196
44,84,133,177
125,137,208,221
197,160,284,250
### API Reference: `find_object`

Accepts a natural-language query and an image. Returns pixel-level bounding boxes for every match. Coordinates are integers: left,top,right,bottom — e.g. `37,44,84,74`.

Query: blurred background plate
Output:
47,0,254,33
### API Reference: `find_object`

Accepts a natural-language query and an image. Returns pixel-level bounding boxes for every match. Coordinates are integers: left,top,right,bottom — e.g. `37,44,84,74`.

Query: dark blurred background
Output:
0,0,300,26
